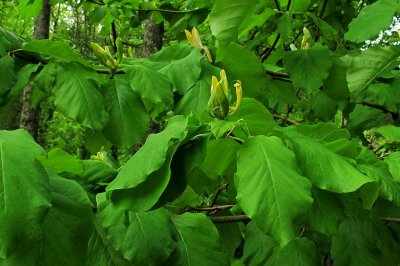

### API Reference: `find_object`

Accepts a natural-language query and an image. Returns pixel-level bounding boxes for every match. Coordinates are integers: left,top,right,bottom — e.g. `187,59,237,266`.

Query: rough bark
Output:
142,17,164,57
19,0,51,141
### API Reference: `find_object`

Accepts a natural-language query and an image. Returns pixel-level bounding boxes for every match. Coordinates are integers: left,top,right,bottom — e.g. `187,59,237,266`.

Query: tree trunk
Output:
19,0,51,141
142,17,164,57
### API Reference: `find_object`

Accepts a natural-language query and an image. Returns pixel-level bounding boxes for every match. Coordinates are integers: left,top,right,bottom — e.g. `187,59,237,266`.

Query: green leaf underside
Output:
235,136,313,246
347,46,400,102
283,44,332,94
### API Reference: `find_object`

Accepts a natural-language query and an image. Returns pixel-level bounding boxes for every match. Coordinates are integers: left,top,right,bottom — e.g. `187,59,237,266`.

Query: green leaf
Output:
308,92,338,122
0,55,16,96
242,221,278,266
235,136,313,245
125,65,173,119
88,6,110,23
106,116,190,211
101,77,149,148
166,213,229,266
36,173,93,266
267,238,319,266
376,125,400,142
331,210,400,266
356,148,400,206
52,62,109,130
289,123,350,142
18,0,42,18
344,0,398,43
323,56,350,101
38,148,83,175
282,126,376,193
80,160,118,187
0,129,51,259
239,8,275,39
0,27,24,56
97,194,176,265
348,105,386,136
228,98,277,139
209,0,256,46
347,46,400,101
216,43,268,97
290,0,311,12
174,61,220,115
22,40,87,65
142,45,202,94
200,138,240,180
385,152,400,182
210,120,237,139
307,188,345,236
364,83,400,113
9,63,40,97
283,44,332,94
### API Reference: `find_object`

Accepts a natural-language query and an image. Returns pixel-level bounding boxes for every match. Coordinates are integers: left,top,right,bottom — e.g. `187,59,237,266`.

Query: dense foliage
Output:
1,0,400,265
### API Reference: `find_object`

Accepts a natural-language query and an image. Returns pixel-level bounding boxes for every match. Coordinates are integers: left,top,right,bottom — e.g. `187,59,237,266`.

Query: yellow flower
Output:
185,27,213,62
208,70,243,119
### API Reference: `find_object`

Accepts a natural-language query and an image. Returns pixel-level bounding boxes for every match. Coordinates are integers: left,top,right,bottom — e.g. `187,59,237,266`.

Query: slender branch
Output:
211,183,229,206
261,34,281,62
273,114,301,125
134,8,200,14
192,205,234,212
209,215,251,223
319,0,329,18
111,21,117,54
85,0,104,5
361,101,398,118
274,0,281,11
266,70,289,78
381,217,400,223
287,0,292,11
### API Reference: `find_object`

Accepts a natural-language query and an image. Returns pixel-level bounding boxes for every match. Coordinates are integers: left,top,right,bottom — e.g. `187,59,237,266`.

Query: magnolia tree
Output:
1,0,400,265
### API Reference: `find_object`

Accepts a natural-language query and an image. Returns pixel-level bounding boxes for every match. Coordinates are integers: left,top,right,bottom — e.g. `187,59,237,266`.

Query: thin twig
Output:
274,0,281,11
261,34,281,62
272,114,301,125
362,101,398,118
319,0,329,18
134,8,200,14
381,217,400,223
211,183,229,206
209,215,251,223
192,205,234,212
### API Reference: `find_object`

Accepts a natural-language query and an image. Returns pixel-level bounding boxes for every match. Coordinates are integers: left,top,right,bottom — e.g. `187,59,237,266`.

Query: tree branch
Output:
381,217,400,223
134,8,200,14
261,34,281,62
273,114,301,125
361,101,398,118
209,215,251,223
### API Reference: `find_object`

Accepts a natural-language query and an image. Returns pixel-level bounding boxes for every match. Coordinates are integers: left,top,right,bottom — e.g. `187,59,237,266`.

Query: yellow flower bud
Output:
229,81,243,114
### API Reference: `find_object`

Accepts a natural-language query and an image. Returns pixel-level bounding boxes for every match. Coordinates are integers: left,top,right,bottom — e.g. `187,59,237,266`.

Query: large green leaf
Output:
174,61,220,115
282,127,377,194
283,44,332,94
307,188,345,236
96,194,175,265
364,83,400,113
345,0,399,43
228,98,277,139
376,125,400,142
102,77,149,148
0,129,51,260
348,105,387,136
267,238,319,266
216,43,268,97
385,152,400,182
36,173,93,266
199,138,240,181
9,63,40,98
209,0,256,46
106,116,190,211
22,40,88,65
52,62,109,130
0,55,16,96
18,0,42,18
242,221,278,266
140,45,202,94
235,136,313,245
166,213,229,266
124,65,173,119
331,210,400,266
323,56,350,101
38,148,83,175
347,46,400,101
0,26,24,56
356,148,400,206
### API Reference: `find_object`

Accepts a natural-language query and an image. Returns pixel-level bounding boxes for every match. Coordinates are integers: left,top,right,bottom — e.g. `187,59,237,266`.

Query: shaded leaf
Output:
209,0,256,46
347,46,400,101
52,62,109,130
166,213,229,266
267,238,319,266
283,44,332,94
102,77,149,148
345,0,398,43
235,136,313,245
